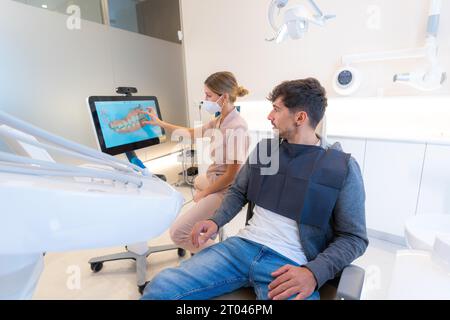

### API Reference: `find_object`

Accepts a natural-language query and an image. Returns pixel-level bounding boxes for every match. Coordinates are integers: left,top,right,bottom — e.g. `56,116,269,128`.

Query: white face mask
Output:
201,96,223,115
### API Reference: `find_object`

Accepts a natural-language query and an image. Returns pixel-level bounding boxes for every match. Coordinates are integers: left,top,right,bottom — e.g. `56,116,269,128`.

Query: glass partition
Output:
13,0,104,24
107,0,139,33
12,0,182,43
109,0,181,43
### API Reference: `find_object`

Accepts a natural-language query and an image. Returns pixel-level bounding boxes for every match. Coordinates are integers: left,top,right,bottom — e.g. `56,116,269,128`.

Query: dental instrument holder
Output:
88,87,186,295
173,103,200,187
125,151,166,182
175,143,197,187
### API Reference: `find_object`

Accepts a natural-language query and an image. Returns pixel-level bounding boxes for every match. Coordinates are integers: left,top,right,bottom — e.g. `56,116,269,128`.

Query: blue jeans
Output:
141,237,320,300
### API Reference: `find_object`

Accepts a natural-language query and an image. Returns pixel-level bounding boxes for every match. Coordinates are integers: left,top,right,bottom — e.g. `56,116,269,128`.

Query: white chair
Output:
216,202,366,300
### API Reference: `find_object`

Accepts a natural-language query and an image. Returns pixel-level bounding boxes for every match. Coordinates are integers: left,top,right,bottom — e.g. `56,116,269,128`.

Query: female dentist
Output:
140,71,250,253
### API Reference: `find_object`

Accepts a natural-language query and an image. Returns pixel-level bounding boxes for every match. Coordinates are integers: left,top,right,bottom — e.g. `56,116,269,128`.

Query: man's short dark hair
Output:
267,78,327,129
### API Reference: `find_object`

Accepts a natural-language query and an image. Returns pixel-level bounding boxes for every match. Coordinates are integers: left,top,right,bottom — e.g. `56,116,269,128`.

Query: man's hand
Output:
268,265,317,300
191,220,218,249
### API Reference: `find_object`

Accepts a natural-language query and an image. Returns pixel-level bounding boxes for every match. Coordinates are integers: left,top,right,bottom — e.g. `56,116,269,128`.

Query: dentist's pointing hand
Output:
138,108,162,127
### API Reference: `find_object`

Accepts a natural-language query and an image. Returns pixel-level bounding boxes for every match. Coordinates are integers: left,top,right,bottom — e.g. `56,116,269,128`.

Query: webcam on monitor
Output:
116,87,138,96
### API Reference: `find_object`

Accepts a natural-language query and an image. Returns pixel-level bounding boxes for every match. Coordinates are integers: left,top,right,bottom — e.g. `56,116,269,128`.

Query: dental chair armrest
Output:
336,265,365,300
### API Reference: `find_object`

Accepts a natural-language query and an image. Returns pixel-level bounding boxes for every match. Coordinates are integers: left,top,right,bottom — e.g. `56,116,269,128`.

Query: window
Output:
13,0,104,24
107,0,139,33
109,0,181,43
13,0,182,43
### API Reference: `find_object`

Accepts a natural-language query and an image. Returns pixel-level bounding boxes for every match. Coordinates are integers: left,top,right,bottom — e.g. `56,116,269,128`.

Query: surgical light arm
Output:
267,0,335,42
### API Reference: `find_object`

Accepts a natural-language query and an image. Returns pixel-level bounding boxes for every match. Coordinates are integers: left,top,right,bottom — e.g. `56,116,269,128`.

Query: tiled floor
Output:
33,152,406,300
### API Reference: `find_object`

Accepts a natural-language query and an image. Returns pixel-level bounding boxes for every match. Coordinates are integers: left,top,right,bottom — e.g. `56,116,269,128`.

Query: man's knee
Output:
193,178,201,191
169,224,189,246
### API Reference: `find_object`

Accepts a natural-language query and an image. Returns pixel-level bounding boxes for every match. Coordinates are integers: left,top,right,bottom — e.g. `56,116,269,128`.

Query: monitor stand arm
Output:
125,151,166,182
117,86,166,182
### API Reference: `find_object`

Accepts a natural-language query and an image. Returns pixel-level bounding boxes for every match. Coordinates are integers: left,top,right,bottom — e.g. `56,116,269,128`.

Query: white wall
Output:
0,0,187,152
180,0,450,126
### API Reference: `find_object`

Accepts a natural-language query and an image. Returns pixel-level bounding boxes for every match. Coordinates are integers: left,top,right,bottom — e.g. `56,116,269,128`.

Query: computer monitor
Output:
88,96,165,156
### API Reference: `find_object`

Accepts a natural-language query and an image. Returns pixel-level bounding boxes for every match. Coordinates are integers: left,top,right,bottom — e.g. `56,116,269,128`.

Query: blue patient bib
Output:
247,139,350,229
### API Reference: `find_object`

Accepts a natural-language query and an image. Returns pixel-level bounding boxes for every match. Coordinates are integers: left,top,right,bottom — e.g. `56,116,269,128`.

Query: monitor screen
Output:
88,96,165,155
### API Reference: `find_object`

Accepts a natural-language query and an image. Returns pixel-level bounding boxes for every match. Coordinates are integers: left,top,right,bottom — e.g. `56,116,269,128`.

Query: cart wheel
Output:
177,248,186,257
90,262,103,273
138,282,149,295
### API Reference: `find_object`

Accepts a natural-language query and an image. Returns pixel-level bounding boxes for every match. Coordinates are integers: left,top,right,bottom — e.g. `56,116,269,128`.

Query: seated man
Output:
141,78,368,300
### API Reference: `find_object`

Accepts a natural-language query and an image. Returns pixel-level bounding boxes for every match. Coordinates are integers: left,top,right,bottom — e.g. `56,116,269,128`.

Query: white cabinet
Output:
327,136,366,172
328,136,450,239
363,141,426,237
416,145,450,216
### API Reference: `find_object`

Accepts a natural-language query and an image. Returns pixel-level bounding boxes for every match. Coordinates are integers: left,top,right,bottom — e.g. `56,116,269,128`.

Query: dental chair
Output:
0,111,184,299
216,203,366,300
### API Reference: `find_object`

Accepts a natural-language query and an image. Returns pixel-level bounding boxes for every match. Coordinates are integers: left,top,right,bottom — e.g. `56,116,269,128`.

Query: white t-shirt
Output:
236,205,308,265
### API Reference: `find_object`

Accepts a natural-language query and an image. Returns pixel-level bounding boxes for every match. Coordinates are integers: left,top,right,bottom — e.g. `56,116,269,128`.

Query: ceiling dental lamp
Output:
266,0,335,43
333,0,447,95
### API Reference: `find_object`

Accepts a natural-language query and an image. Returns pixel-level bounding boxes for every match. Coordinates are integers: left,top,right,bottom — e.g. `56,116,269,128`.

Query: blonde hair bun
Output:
205,71,249,103
237,86,249,97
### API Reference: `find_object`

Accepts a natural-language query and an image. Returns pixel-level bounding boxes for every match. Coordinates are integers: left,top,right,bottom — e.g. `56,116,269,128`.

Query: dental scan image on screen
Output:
94,100,163,149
